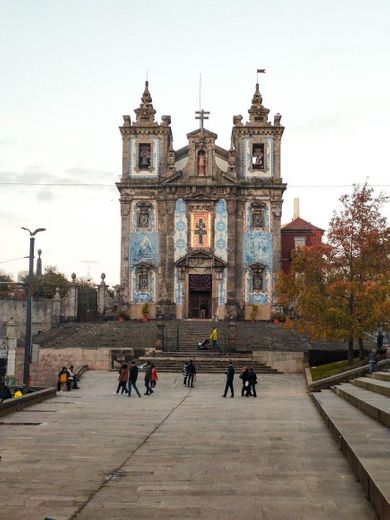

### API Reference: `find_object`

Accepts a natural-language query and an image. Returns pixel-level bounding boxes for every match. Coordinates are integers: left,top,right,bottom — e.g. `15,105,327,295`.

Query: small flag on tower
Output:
257,69,266,73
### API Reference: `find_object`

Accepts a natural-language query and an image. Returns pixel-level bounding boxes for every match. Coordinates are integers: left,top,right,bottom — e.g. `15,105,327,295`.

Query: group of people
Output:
57,365,79,391
182,360,197,387
222,361,258,398
116,360,158,397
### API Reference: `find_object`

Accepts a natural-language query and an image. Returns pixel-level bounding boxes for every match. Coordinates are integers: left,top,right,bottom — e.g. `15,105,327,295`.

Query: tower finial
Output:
247,70,270,125
134,80,156,125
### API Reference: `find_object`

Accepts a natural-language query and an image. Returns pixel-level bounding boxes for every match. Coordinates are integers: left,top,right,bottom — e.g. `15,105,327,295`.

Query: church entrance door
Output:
189,274,212,319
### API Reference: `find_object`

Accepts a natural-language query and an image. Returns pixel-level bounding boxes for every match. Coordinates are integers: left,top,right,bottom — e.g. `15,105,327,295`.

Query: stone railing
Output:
308,358,390,392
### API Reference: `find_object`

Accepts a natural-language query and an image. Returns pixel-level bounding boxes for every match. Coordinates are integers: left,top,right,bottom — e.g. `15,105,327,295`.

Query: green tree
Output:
277,184,390,364
30,266,69,298
0,271,14,297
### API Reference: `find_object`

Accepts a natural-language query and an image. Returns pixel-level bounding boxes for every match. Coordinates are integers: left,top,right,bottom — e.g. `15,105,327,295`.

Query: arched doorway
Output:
189,274,212,319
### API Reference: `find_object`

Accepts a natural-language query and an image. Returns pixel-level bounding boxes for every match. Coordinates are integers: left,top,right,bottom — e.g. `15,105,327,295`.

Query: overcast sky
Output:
1,0,389,286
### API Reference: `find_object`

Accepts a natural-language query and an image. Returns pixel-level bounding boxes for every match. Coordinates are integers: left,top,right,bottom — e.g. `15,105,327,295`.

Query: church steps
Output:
311,389,390,519
136,357,280,374
372,371,390,383
331,383,390,428
351,377,390,397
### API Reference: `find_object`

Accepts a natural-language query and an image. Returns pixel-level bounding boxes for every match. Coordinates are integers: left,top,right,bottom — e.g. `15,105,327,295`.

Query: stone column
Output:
227,318,237,352
156,318,165,351
52,288,61,325
120,197,132,304
273,136,282,179
271,199,283,316
225,197,238,319
5,317,17,382
97,273,108,318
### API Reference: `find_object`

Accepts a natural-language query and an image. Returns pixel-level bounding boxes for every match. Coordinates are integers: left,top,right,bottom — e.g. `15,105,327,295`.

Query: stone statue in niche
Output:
252,143,264,170
197,150,206,176
137,271,149,292
252,269,264,291
139,144,151,169
252,209,264,229
137,206,150,228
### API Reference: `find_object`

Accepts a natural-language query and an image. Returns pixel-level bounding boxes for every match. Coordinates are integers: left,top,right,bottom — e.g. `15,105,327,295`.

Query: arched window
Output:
250,264,265,292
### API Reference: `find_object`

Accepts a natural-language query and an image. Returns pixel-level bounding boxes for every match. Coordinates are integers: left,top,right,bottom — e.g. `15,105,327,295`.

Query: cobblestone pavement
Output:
0,371,376,519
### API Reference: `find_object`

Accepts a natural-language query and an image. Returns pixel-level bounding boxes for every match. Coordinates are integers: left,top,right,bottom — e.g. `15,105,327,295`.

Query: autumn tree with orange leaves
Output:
277,184,390,364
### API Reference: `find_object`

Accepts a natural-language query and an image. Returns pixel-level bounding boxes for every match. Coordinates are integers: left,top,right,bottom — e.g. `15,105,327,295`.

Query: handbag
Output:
59,373,67,384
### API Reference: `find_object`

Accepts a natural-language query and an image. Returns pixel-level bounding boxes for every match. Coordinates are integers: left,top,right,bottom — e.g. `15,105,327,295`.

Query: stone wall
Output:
0,297,55,337
252,350,304,373
26,347,113,387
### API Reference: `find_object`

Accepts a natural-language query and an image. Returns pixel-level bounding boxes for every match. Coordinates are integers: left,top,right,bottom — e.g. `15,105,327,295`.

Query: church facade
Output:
116,80,286,320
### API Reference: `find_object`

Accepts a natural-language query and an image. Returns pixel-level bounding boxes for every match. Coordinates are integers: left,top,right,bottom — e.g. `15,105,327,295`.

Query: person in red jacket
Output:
116,363,129,395
150,364,159,389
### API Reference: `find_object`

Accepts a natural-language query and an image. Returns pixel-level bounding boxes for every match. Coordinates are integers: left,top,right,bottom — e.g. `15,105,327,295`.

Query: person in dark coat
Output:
116,363,129,395
186,360,196,388
222,361,235,398
128,361,141,398
245,367,257,398
239,367,250,397
183,361,189,386
144,360,153,395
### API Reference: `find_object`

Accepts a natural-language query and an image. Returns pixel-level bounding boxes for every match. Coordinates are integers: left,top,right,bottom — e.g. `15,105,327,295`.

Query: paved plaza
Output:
0,371,376,519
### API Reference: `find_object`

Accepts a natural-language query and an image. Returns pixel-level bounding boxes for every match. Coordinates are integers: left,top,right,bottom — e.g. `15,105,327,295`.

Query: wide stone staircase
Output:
311,367,390,519
137,353,280,374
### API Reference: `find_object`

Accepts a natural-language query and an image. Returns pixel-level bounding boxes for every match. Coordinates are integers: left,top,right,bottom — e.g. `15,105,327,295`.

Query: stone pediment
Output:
188,192,212,200
186,128,218,140
175,250,227,269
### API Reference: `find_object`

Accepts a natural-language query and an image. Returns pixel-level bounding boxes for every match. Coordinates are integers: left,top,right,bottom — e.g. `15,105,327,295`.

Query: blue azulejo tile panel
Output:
214,199,227,262
130,269,155,303
129,232,159,267
243,231,272,304
242,232,273,270
174,198,187,262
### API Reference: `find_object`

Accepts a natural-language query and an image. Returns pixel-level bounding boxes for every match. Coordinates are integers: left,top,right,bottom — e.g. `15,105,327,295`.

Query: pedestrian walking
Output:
128,361,141,398
239,366,250,397
222,360,235,398
245,367,257,398
183,361,189,386
151,364,159,389
116,363,129,395
144,360,154,395
187,360,196,388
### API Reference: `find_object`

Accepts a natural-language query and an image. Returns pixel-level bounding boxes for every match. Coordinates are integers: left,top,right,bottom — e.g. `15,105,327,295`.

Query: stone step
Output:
372,371,390,383
311,389,390,519
352,377,390,397
331,383,390,428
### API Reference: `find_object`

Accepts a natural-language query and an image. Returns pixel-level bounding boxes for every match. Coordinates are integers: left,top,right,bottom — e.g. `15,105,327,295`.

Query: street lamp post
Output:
21,227,46,387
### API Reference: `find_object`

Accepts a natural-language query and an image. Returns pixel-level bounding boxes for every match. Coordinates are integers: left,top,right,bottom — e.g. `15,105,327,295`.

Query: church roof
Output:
281,217,324,233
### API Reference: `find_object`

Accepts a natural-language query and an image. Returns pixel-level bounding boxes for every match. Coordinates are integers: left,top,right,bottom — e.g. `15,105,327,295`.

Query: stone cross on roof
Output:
195,109,210,131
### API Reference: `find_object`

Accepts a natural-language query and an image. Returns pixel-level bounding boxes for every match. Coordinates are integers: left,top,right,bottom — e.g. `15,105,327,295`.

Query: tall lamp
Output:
21,227,46,387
